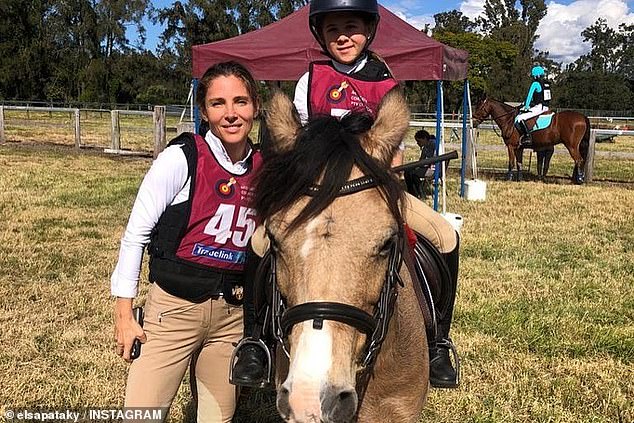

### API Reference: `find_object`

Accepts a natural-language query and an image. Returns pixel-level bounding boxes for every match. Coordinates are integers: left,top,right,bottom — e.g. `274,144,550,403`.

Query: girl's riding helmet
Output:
309,0,380,52
531,66,546,78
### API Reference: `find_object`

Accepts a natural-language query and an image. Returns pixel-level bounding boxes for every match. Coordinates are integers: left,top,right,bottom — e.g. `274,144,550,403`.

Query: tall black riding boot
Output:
518,120,532,147
430,234,460,389
230,246,272,388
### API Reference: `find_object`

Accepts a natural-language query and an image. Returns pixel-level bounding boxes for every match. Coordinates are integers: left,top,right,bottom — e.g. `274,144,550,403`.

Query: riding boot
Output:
430,235,460,389
518,120,532,147
230,245,273,388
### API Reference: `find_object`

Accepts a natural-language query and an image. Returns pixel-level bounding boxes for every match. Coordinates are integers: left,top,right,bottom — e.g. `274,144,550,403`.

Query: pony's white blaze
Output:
285,320,334,420
300,217,322,258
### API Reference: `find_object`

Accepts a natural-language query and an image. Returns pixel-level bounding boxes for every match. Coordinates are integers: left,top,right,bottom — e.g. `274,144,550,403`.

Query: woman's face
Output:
201,75,256,153
321,12,370,65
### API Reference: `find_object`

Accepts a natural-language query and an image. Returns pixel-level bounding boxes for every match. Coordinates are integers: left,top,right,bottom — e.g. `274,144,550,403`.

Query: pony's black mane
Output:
255,112,404,233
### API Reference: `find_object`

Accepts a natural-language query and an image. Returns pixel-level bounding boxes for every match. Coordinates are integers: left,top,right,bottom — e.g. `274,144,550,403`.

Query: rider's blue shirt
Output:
524,81,542,109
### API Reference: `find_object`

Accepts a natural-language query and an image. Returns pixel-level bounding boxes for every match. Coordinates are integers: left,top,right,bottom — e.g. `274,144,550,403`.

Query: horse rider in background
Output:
515,65,551,147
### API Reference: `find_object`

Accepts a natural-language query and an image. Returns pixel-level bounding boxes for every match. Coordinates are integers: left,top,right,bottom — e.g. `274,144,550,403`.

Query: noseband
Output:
267,174,406,401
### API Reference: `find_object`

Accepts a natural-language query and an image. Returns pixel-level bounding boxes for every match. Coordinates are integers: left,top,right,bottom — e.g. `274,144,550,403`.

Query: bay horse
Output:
254,90,436,422
472,97,591,184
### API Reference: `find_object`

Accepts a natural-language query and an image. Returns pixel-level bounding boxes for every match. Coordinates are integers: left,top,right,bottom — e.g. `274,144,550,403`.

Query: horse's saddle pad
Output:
532,113,554,131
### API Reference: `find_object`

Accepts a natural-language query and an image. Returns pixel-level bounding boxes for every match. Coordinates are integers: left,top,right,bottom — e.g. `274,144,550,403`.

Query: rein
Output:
477,100,519,140
306,151,459,197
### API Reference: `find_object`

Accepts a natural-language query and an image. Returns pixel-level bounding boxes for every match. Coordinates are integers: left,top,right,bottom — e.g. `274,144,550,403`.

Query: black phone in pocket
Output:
131,306,144,360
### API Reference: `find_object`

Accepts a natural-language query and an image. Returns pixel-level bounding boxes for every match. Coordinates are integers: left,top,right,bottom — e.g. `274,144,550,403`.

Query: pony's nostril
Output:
322,385,358,423
338,389,354,403
277,386,292,420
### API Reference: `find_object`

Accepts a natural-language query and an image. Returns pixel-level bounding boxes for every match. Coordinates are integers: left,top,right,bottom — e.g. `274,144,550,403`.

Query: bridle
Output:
267,173,406,406
474,98,519,139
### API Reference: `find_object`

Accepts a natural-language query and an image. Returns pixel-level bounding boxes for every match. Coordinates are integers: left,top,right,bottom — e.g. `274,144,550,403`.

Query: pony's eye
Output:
377,236,397,257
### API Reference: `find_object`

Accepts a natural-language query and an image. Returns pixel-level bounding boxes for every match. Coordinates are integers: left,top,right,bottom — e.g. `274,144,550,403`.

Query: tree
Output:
474,0,547,100
0,0,55,100
155,0,307,105
554,20,633,111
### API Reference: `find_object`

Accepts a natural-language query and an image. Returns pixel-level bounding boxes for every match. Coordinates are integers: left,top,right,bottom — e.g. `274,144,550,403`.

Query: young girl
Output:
515,65,551,146
232,0,461,389
111,61,262,421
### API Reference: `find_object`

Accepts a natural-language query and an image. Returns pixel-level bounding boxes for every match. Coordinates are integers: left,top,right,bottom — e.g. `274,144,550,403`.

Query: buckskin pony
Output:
253,89,434,422
472,97,591,184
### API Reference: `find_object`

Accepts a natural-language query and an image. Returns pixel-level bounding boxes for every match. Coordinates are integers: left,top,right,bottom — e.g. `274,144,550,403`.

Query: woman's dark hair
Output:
415,129,431,141
195,61,260,113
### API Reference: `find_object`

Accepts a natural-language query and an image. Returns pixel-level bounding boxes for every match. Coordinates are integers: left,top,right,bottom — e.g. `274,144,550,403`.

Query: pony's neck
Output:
490,100,517,138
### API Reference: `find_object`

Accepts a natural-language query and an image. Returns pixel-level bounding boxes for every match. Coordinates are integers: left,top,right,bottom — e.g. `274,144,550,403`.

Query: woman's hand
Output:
114,297,146,363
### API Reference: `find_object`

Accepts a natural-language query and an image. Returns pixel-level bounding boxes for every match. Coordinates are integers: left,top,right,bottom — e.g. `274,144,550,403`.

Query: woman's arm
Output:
111,144,189,361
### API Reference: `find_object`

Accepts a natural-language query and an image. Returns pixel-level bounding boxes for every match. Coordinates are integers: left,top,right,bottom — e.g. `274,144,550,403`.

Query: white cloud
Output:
386,6,434,31
536,0,634,64
457,0,634,65
460,0,486,20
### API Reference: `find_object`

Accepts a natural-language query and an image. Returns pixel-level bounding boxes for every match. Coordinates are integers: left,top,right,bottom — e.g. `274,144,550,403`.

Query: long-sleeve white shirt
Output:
110,131,253,298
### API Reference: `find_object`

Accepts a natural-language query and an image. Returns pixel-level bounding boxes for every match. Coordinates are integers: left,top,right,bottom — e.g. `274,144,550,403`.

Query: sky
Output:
135,0,634,65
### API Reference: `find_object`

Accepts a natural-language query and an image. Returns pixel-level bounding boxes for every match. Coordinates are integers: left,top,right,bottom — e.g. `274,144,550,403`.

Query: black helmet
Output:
309,0,380,51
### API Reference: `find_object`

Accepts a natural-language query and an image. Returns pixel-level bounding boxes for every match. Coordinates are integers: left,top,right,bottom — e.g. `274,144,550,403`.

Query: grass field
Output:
0,138,632,422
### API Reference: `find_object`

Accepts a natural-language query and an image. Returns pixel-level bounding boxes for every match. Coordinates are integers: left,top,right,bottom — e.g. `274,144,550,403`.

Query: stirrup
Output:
435,338,461,387
229,337,273,388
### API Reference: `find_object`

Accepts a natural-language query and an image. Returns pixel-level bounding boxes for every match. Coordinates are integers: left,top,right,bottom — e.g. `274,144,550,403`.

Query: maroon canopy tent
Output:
192,5,468,81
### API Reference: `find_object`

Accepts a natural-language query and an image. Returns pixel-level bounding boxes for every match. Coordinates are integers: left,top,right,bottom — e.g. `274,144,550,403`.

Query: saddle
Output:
403,232,453,348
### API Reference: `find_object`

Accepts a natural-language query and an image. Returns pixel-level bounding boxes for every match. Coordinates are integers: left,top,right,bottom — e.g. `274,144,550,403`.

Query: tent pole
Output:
433,80,443,212
460,80,470,197
193,79,200,134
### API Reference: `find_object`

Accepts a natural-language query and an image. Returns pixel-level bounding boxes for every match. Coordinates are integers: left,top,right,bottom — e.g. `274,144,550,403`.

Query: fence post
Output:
584,129,596,182
0,106,5,144
74,109,81,150
111,110,120,151
153,106,166,159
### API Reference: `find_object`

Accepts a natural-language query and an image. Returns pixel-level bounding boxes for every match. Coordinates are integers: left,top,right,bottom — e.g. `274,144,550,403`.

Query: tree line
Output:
0,0,632,113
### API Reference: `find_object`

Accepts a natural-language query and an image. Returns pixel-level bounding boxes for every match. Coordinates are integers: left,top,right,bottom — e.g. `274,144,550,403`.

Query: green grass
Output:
0,143,632,422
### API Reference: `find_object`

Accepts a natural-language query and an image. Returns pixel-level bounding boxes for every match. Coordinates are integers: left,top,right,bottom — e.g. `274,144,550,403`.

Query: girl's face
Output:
321,12,370,65
201,75,256,157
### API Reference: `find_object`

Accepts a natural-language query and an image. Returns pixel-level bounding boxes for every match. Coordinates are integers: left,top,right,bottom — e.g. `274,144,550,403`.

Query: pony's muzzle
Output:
276,383,358,423
321,384,358,423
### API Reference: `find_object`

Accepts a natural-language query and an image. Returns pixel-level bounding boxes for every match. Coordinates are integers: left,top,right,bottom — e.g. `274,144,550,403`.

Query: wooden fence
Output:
0,105,168,159
1,105,632,183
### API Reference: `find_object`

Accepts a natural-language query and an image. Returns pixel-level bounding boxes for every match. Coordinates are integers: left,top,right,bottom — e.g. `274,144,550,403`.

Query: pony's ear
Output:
265,91,301,153
361,87,410,165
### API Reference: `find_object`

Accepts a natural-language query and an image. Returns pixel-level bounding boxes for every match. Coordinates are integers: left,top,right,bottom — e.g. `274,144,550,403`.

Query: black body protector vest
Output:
147,133,261,303
533,80,552,107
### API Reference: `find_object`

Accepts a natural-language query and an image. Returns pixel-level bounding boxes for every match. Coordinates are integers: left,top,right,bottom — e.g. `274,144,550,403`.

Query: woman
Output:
111,61,262,422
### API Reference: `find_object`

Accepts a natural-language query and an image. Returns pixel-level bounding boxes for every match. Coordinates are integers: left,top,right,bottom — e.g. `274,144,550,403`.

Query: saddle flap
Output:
403,234,453,346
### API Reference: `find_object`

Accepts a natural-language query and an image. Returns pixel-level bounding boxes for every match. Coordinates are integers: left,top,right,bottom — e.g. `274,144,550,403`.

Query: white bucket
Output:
464,179,487,201
441,212,464,234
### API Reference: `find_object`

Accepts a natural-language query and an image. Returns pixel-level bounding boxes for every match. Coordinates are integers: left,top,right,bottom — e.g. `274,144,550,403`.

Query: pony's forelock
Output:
254,113,404,234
